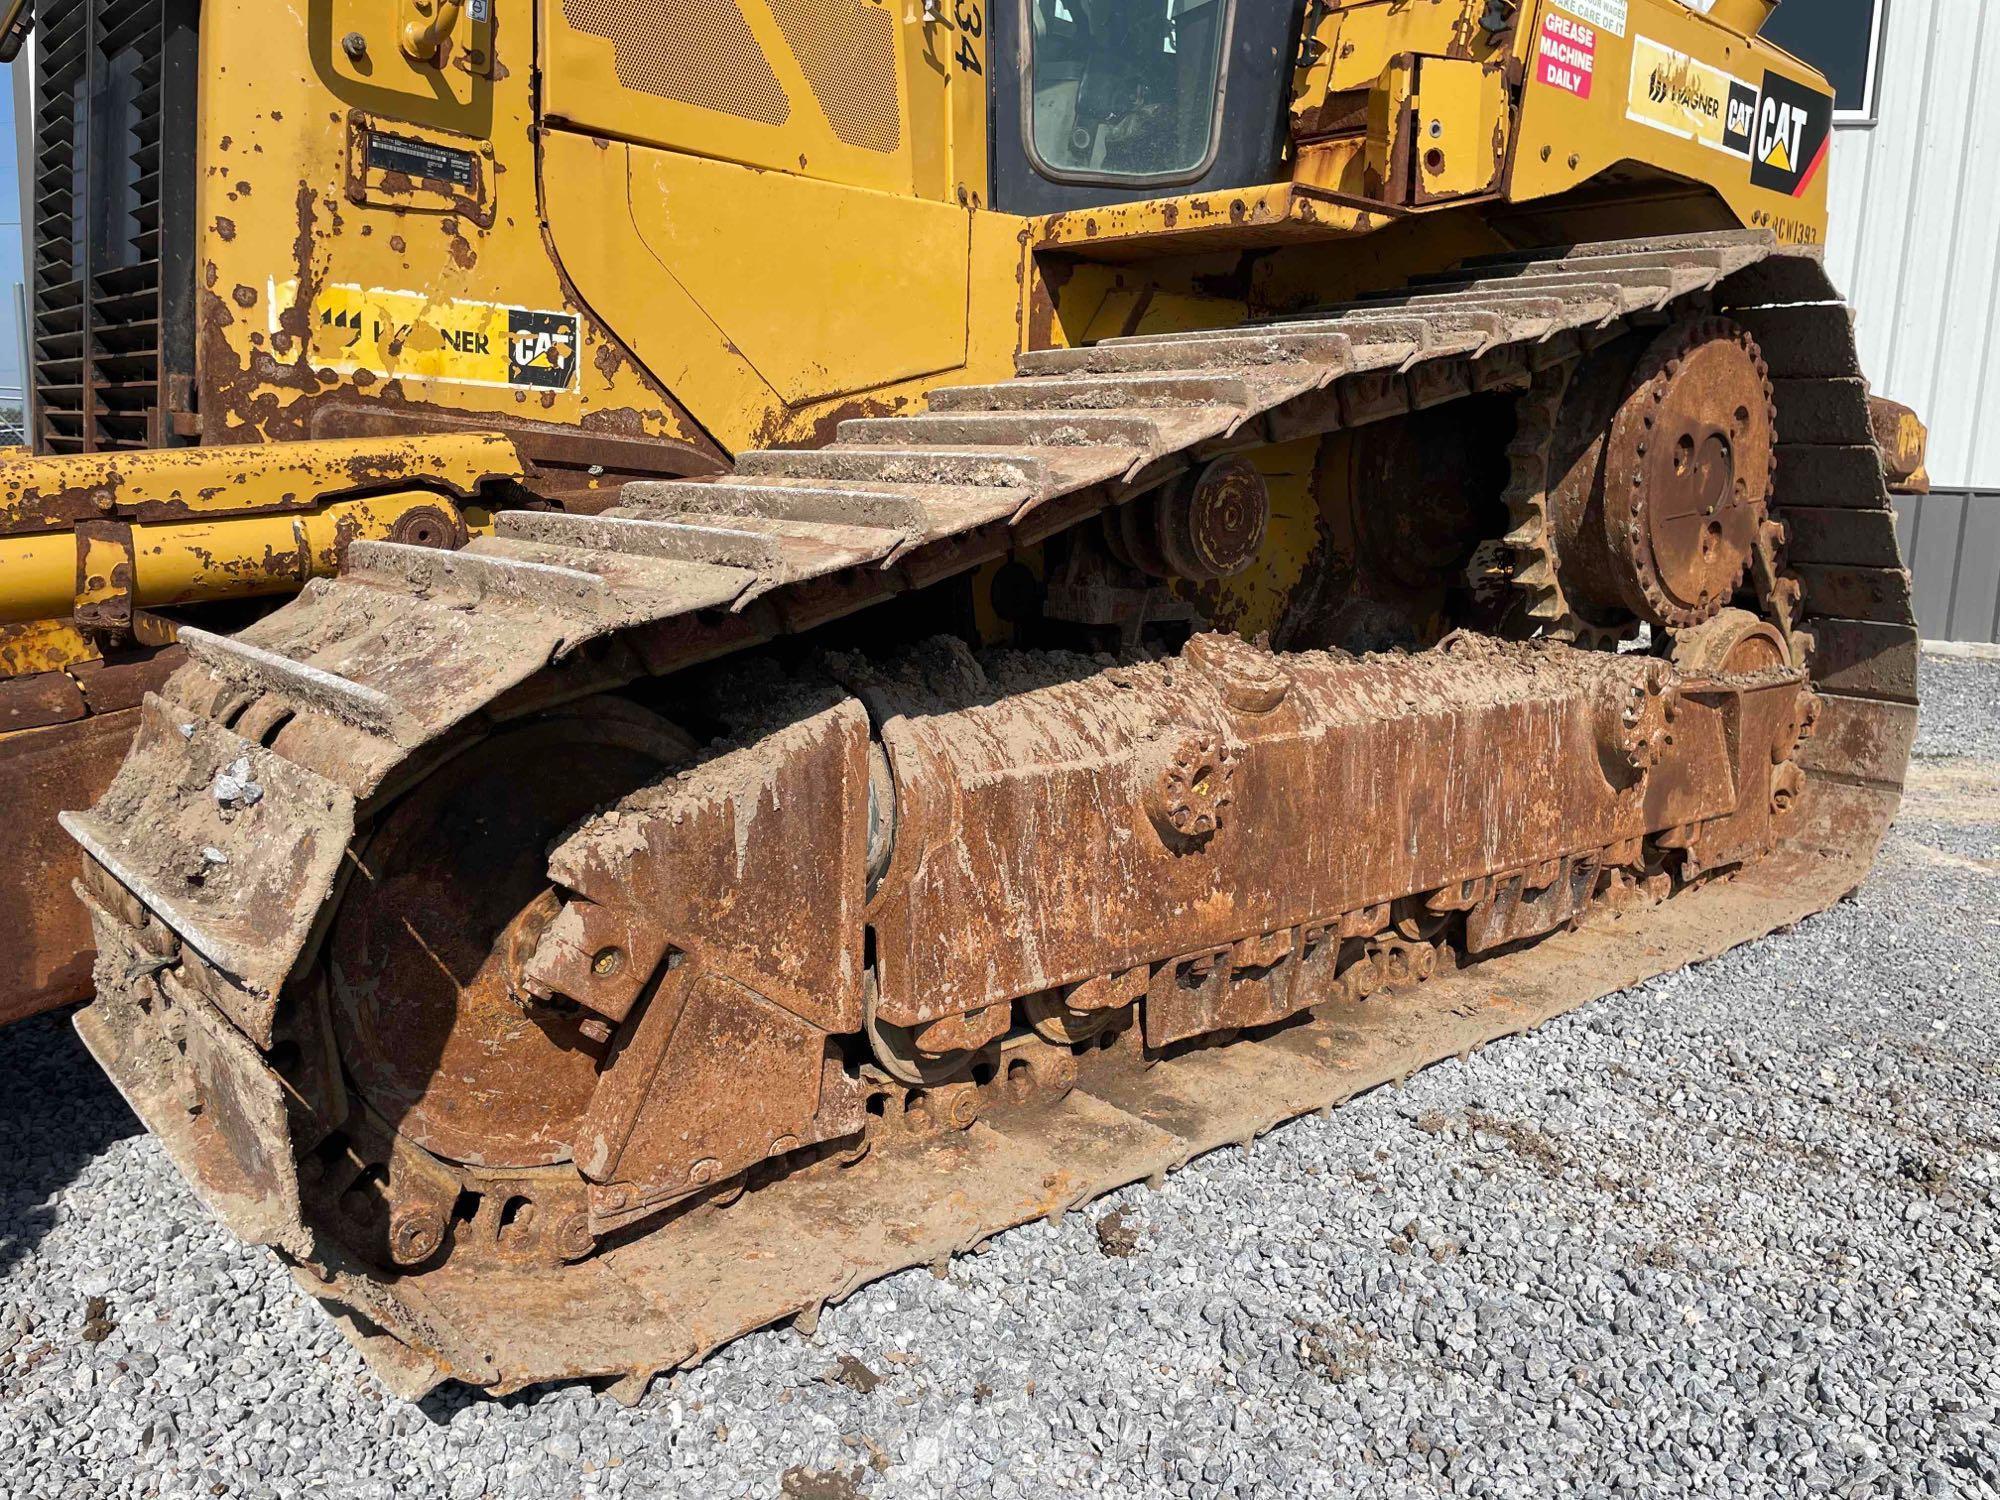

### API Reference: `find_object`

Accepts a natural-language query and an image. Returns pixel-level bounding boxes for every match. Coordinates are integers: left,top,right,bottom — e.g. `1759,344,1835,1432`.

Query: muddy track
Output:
60,230,1918,1398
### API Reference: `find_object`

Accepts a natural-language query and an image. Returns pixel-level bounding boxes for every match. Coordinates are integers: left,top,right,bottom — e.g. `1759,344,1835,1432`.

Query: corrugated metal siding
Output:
1823,0,2000,494
1894,492,2000,644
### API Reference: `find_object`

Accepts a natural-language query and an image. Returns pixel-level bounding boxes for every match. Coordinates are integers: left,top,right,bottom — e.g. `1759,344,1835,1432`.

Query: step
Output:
618,509,905,560
635,476,1032,542
345,538,623,621
1459,229,1767,271
1375,272,1673,316
1103,313,1431,351
456,536,760,618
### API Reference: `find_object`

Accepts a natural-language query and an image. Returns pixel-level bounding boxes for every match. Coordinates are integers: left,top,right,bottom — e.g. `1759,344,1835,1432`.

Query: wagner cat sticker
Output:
277,283,581,393
1626,36,1755,159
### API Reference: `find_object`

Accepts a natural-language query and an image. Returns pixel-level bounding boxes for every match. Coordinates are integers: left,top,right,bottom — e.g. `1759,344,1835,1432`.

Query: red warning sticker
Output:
1537,12,1599,100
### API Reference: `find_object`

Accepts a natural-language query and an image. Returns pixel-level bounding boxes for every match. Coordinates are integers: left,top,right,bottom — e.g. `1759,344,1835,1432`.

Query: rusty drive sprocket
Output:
1503,317,1777,641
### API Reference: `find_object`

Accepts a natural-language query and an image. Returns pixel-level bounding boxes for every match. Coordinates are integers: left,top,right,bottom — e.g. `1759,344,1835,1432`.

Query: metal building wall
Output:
1822,0,2000,642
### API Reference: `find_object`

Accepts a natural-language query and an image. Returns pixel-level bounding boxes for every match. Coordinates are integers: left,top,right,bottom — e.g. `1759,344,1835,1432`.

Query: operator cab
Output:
989,0,1301,213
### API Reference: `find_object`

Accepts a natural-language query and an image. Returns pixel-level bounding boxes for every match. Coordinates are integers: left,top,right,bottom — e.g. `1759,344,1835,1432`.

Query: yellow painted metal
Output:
1406,59,1512,203
1709,0,1779,36
1030,183,1386,261
0,433,522,536
1171,438,1322,640
176,0,1838,482
3,535,79,630
0,490,479,626
192,1,717,454
1295,1,1514,109
400,0,464,61
1509,0,1834,245
0,620,99,680
540,0,988,205
619,147,972,406
543,131,1026,451
73,529,132,627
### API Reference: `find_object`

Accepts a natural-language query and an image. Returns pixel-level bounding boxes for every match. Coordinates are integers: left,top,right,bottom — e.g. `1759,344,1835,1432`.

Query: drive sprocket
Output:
1503,318,1777,642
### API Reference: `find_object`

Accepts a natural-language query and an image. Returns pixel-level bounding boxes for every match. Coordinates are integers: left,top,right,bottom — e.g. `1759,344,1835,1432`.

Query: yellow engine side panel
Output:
620,146,973,406
544,130,1027,451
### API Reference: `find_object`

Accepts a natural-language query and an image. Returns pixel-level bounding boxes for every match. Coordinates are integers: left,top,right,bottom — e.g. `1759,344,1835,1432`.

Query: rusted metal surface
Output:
575,966,856,1233
526,697,872,1039
866,634,1749,1032
329,705,693,1169
56,236,1921,1400
0,709,149,1024
1521,317,1777,638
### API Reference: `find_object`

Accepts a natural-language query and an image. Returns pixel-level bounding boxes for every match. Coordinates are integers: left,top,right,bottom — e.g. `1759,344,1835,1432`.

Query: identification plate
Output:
365,132,476,189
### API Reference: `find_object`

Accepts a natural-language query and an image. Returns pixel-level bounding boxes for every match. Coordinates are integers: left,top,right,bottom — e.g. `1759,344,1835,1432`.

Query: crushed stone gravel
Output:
1,656,1994,1499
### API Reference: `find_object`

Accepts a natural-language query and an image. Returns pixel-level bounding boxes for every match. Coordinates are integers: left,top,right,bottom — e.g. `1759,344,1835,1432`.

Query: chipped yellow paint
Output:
0,490,481,626
0,618,99,680
192,1,718,450
0,433,522,535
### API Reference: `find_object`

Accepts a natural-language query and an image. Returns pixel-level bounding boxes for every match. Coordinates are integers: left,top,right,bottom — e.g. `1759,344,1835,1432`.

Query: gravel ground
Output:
3,656,1996,1500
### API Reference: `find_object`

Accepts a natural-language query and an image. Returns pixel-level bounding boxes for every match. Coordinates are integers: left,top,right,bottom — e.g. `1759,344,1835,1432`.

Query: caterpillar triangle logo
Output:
1748,70,1833,198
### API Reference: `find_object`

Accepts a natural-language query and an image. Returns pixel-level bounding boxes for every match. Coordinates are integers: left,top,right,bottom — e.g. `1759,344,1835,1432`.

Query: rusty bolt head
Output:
769,1135,802,1158
688,1157,721,1187
389,1212,444,1266
553,1211,595,1263
591,946,625,978
341,30,368,59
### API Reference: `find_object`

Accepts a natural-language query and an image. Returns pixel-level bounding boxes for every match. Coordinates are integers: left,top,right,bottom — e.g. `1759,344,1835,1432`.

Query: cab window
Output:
1026,0,1234,183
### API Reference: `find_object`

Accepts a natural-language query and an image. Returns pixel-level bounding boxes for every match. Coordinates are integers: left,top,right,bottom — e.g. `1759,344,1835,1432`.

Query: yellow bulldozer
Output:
4,0,1924,1397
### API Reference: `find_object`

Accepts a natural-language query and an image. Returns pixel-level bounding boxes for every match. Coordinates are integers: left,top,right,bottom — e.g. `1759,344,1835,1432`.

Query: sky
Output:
1,67,21,399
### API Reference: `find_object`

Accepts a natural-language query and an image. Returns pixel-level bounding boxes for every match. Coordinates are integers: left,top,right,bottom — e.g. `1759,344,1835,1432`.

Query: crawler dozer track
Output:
64,232,1917,1398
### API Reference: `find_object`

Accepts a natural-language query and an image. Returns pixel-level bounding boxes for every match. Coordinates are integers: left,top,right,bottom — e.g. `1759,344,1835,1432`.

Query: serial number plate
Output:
366,132,476,189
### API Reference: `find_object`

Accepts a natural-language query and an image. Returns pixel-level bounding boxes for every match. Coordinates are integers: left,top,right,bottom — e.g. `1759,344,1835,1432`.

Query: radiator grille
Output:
563,0,792,126
767,0,903,154
29,0,198,453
